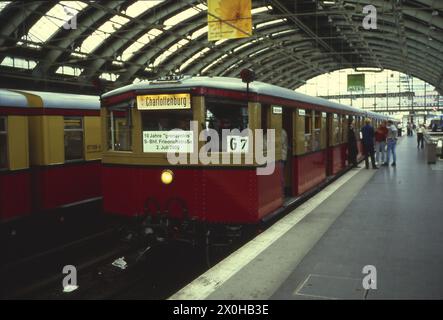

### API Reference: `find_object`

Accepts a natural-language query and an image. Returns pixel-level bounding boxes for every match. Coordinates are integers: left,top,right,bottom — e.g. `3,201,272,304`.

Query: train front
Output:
100,77,283,245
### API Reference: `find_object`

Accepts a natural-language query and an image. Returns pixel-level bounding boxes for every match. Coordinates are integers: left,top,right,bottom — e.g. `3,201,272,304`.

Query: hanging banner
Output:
208,0,252,41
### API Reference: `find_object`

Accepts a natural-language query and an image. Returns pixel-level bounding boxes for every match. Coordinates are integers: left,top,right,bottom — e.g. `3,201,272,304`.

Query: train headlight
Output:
161,169,174,185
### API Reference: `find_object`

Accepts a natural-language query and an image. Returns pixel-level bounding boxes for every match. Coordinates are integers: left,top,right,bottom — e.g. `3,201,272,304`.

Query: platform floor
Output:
170,136,443,300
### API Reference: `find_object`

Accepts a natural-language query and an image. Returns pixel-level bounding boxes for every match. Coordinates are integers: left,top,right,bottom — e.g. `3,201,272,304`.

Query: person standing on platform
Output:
361,118,378,169
348,119,359,168
375,121,388,166
385,120,398,167
417,123,426,149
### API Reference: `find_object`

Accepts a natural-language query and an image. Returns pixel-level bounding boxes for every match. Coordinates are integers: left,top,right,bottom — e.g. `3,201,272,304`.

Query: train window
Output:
141,110,193,131
313,111,321,151
204,98,248,152
304,110,312,152
0,117,7,169
304,111,312,134
107,106,132,151
64,117,84,161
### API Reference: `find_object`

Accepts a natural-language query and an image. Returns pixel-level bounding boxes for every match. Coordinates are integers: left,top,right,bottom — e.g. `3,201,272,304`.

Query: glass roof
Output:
121,28,163,61
179,48,210,72
23,2,88,43
163,4,207,30
79,1,163,53
0,1,11,13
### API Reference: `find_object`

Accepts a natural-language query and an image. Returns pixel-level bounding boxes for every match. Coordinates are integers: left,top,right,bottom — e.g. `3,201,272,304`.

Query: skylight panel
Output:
252,6,272,14
80,14,130,53
1,57,37,69
123,1,164,18
271,29,295,37
179,47,210,71
153,39,189,67
0,1,11,13
256,19,287,29
249,47,270,57
55,66,83,76
233,42,253,52
121,28,163,61
99,72,118,81
23,1,87,43
163,4,207,30
201,54,228,74
190,26,208,40
215,39,228,46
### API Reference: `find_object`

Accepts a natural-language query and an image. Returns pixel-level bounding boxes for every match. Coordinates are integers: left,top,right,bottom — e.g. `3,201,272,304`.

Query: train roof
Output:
0,88,100,110
102,76,391,120
0,88,29,108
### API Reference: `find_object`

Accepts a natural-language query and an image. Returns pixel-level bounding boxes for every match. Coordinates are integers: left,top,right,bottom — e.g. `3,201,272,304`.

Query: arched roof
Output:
0,0,442,95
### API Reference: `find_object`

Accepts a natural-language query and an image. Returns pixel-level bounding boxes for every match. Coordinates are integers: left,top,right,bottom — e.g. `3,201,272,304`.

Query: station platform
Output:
170,136,443,300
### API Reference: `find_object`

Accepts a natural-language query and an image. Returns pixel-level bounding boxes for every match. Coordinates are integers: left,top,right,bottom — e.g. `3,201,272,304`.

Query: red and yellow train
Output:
0,89,101,224
100,76,391,243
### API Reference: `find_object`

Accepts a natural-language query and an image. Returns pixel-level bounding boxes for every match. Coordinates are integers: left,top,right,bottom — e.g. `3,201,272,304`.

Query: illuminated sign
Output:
136,93,191,110
298,109,306,116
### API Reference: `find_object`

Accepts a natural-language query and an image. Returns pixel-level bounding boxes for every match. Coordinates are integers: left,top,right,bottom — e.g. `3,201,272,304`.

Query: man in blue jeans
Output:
384,120,398,167
361,118,378,169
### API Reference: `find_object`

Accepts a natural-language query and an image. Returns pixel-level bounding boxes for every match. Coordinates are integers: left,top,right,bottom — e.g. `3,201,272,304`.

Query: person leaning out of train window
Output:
361,118,378,169
375,121,388,166
347,120,359,168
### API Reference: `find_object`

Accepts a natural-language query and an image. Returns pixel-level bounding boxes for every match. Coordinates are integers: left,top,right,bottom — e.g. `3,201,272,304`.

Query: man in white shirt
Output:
416,123,426,149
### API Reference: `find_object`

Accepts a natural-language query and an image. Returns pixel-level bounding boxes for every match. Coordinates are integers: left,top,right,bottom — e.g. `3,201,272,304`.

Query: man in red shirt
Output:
375,121,388,165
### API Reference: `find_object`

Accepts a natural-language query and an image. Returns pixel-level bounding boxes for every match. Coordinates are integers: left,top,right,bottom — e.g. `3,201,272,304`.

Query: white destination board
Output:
143,131,193,153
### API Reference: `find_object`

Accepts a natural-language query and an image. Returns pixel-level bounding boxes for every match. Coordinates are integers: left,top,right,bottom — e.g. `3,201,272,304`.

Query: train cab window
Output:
141,110,193,131
64,117,84,161
204,98,248,152
0,117,7,169
107,106,132,151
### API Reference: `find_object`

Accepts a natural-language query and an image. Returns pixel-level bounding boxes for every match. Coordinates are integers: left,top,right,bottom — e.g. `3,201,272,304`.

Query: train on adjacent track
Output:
100,76,393,245
0,89,101,224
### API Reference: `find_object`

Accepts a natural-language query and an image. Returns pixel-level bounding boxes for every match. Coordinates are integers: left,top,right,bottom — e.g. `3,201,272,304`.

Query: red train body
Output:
100,76,390,243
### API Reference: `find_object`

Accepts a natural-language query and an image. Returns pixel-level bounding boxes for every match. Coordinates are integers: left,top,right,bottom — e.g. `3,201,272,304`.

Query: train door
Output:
325,112,332,176
282,107,293,197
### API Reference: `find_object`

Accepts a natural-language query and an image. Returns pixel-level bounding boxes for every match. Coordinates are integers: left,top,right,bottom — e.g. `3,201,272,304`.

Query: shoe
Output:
391,162,396,166
382,162,388,166
372,166,379,169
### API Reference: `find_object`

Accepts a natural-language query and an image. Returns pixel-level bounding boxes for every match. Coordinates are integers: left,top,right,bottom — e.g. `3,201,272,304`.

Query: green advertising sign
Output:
347,74,365,91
